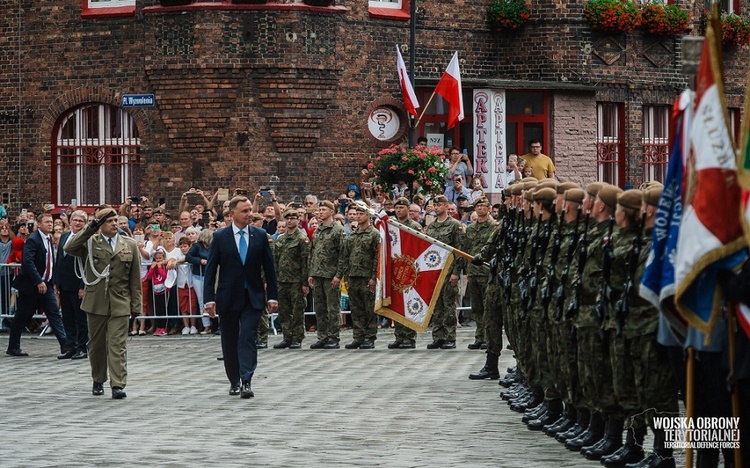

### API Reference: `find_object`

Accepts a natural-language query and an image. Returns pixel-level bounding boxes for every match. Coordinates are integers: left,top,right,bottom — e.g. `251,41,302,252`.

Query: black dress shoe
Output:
469,365,500,380
71,350,88,360
467,341,485,349
359,340,374,349
288,341,302,349
58,349,76,359
257,342,268,349
6,349,28,357
273,340,291,349
240,380,254,399
440,341,456,349
92,382,104,396
426,340,445,349
310,340,327,349
344,341,362,349
229,383,241,396
323,341,340,349
112,387,127,399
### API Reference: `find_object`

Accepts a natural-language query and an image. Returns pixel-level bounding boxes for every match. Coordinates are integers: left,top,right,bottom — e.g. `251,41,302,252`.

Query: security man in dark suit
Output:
54,210,89,360
6,213,67,357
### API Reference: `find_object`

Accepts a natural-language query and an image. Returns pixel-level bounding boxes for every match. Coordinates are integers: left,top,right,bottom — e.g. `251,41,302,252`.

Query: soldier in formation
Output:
469,180,685,468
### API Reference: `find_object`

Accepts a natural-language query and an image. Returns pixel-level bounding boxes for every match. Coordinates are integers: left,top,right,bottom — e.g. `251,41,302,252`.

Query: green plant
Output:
487,0,531,32
640,3,691,36
371,145,448,195
700,10,750,48
584,0,642,34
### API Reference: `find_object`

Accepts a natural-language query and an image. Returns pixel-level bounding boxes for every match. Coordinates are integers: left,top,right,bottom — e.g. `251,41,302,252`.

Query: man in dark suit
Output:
6,214,67,357
204,195,278,399
53,210,88,360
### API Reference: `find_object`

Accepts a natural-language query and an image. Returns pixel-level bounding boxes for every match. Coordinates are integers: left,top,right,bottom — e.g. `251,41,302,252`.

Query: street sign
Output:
121,94,155,108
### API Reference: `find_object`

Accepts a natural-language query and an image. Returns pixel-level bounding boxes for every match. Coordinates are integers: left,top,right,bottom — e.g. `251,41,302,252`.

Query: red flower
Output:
367,163,374,169
389,165,398,171
428,167,436,173
408,169,415,175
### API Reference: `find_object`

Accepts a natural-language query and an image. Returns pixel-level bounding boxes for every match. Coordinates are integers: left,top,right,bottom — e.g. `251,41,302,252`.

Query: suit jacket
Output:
53,231,85,292
13,230,53,294
204,225,278,313
64,225,142,317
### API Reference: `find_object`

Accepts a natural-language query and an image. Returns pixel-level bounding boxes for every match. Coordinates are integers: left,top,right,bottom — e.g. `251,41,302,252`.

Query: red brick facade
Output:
0,0,747,211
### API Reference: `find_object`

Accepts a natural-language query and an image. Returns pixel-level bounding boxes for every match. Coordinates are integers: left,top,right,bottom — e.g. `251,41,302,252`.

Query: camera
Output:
61,209,66,216
200,212,210,226
27,222,34,231
259,188,271,198
129,195,143,204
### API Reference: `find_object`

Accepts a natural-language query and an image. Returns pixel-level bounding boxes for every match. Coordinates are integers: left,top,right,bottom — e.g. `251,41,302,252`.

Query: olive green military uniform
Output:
65,224,142,390
308,220,346,344
511,214,534,378
476,226,505,356
341,224,380,343
392,217,424,345
533,215,560,400
425,216,464,343
464,218,496,344
274,228,310,343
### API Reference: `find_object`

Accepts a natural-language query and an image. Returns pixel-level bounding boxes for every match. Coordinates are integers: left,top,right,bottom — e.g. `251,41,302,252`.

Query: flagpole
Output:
414,90,438,128
685,346,694,468
408,0,417,147
386,217,474,261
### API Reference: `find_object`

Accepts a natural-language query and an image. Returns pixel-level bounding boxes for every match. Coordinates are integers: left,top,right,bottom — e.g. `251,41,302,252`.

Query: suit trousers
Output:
59,289,88,353
7,284,66,352
87,313,129,388
220,292,261,384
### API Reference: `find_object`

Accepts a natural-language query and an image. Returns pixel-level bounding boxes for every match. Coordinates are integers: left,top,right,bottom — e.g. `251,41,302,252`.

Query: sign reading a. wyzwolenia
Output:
121,94,155,108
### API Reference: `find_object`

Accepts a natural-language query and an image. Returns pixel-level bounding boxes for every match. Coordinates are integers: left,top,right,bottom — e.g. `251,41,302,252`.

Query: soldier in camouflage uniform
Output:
307,200,346,349
425,195,465,349
468,196,506,379
272,210,310,349
463,196,497,350
341,202,380,349
388,197,423,349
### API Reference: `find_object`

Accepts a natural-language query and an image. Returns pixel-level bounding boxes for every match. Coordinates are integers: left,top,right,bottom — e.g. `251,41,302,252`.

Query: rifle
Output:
501,207,520,299
565,211,591,320
541,210,566,319
614,210,647,336
595,216,616,327
528,212,555,314
553,206,582,320
520,212,543,317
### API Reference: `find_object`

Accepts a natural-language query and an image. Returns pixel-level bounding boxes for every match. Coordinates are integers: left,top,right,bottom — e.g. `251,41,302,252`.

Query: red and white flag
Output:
434,51,464,129
396,45,420,118
375,215,454,332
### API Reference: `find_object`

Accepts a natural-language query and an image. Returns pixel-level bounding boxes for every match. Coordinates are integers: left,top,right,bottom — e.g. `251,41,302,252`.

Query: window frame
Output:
642,104,670,185
596,102,626,188
52,103,141,208
369,0,410,20
81,0,136,18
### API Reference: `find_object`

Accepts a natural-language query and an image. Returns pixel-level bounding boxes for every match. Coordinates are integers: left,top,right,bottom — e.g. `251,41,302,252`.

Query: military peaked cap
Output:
394,197,410,207
433,195,449,204
283,209,299,219
320,200,335,210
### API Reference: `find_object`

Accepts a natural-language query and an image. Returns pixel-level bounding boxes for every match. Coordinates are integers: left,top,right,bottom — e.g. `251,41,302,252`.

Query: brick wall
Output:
0,0,747,213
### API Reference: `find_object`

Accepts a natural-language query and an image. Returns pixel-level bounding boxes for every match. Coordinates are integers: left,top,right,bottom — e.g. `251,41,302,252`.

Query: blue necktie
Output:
238,230,247,265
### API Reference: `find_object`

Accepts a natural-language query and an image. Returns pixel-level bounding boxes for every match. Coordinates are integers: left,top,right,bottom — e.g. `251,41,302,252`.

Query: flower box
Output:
487,0,531,33
584,0,641,34
640,3,691,36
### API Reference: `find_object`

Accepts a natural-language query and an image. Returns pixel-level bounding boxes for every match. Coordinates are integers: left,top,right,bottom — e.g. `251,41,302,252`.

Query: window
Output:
721,0,740,14
82,0,136,18
505,91,548,156
596,102,625,187
52,104,141,207
415,88,473,153
368,0,409,20
642,105,670,184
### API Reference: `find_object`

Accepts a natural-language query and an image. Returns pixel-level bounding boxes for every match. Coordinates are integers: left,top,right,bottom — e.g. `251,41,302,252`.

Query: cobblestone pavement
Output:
1,326,681,467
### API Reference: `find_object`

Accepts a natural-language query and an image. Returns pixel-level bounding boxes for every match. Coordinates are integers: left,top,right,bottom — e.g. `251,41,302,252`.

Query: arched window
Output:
52,103,140,207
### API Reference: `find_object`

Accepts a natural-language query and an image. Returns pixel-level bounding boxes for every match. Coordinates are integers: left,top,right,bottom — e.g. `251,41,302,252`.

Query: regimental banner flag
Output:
434,51,464,130
375,216,454,332
673,14,747,337
640,91,691,339
734,34,750,339
396,45,420,118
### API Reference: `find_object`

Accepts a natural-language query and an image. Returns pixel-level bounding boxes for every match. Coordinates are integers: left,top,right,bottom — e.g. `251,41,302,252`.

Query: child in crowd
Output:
146,248,169,336
161,232,181,334
176,237,198,334
185,227,213,334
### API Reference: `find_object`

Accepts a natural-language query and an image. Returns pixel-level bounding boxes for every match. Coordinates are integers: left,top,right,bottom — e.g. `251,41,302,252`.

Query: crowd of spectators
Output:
1,140,541,336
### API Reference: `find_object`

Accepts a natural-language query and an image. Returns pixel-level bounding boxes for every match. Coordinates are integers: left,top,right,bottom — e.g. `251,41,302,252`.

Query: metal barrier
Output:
0,263,51,331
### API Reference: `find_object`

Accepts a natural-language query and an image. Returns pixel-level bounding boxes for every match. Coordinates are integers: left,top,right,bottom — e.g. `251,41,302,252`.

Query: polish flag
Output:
396,45,420,118
434,51,464,129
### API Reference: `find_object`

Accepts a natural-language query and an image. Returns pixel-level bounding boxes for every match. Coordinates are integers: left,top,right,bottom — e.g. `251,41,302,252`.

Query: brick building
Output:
0,0,747,212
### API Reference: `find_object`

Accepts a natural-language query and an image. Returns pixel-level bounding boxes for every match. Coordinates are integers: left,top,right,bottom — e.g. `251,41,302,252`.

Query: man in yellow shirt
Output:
522,139,555,180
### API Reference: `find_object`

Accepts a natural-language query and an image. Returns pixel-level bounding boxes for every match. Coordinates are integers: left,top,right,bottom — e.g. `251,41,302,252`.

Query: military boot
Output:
544,405,576,436
469,353,500,380
602,426,645,467
522,401,547,423
557,407,589,442
625,429,675,468
528,398,563,431
583,416,623,460
510,388,541,412
566,411,604,452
